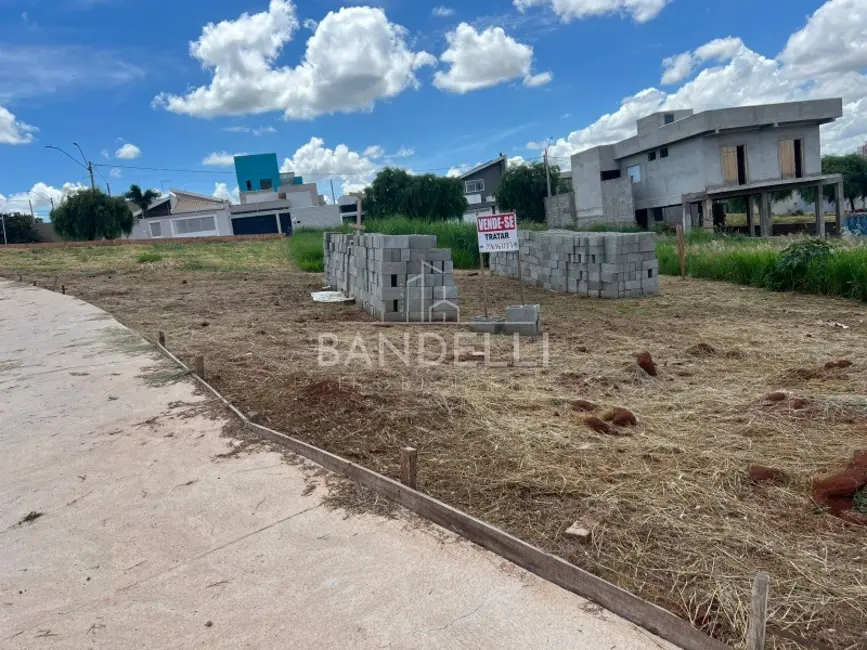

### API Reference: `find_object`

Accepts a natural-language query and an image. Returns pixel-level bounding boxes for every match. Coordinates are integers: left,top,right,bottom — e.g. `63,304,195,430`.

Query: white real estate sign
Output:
476,212,518,253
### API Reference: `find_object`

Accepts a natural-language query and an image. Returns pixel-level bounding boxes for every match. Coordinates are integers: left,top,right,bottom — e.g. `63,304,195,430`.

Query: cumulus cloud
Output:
513,0,671,23
534,0,867,168
433,23,551,93
115,143,141,159
0,182,86,215
110,168,123,179
212,182,240,203
394,146,415,158
202,151,244,166
154,1,435,119
280,137,378,196
432,6,455,17
0,106,37,144
363,145,385,159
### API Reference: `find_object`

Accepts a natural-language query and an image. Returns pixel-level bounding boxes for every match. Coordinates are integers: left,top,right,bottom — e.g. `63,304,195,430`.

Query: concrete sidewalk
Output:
0,279,672,649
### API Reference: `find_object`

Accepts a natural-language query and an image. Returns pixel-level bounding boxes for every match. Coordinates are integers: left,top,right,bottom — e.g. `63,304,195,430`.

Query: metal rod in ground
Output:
62,285,66,295
158,330,166,347
194,355,205,379
479,252,488,319
747,573,770,650
516,249,526,306
676,224,687,280
400,447,418,489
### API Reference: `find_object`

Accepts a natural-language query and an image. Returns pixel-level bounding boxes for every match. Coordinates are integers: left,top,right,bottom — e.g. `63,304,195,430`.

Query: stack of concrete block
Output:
323,232,459,322
489,230,658,298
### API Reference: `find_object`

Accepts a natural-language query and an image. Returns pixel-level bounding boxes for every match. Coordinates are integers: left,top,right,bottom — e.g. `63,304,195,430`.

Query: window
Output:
648,151,657,161
260,179,273,191
660,147,669,158
149,221,163,238
172,215,218,237
627,165,641,183
652,207,664,222
464,179,484,194
600,169,621,181
246,180,253,191
663,113,674,125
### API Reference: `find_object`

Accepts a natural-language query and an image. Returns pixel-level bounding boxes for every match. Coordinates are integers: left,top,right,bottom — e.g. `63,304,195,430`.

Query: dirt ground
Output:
14,264,867,649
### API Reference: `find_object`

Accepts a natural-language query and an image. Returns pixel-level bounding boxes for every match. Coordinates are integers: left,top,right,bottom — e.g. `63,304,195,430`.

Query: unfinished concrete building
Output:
567,99,845,236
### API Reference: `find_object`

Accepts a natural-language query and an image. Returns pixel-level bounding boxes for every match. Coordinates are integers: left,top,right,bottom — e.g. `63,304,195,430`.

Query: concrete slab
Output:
0,279,673,650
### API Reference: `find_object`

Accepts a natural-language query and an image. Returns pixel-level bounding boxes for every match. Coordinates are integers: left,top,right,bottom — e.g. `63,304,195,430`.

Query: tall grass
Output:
289,229,330,272
658,236,867,301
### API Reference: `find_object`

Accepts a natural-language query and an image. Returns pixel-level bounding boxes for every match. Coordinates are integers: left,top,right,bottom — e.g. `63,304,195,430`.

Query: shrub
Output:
136,252,163,263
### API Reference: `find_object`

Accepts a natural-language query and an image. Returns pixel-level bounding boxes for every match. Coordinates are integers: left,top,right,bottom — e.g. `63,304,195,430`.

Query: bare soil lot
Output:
9,251,867,649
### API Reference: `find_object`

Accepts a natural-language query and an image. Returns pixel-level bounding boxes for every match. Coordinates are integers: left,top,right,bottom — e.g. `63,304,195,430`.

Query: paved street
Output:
0,279,671,649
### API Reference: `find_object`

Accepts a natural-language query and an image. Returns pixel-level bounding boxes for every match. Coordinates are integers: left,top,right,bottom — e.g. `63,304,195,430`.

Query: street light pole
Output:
45,144,95,190
74,142,96,189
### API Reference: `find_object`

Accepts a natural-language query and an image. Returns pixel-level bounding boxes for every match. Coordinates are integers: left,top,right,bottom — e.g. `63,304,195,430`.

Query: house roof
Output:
129,195,170,218
458,155,507,180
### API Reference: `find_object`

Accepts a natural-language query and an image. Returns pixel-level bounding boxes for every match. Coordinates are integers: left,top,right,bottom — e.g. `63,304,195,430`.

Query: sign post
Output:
476,212,523,307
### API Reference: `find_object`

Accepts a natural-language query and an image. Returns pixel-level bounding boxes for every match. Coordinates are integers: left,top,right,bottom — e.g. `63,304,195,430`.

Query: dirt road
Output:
0,279,671,649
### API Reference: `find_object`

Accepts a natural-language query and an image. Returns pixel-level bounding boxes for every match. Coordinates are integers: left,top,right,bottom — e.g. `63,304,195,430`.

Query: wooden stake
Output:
479,252,489,318
400,447,418,489
676,224,687,280
158,330,166,347
516,249,526,306
61,285,66,295
194,354,205,379
747,573,770,650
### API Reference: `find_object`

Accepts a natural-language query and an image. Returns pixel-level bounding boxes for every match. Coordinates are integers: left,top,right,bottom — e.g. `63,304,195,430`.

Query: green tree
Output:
494,161,561,223
124,184,161,220
51,188,133,240
0,212,40,243
799,154,867,209
363,167,466,220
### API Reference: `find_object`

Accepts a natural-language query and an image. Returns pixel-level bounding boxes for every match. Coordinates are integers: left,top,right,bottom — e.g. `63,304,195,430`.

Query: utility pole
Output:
45,143,95,190
544,144,552,199
330,179,337,205
1,214,7,246
28,200,35,219
106,183,112,196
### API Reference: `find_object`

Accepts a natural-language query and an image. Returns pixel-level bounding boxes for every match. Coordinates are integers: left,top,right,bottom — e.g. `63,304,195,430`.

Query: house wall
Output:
291,205,342,229
601,178,635,223
545,192,576,228
462,163,503,212
128,210,232,240
701,124,821,188
621,137,707,211
572,146,617,219
235,154,281,195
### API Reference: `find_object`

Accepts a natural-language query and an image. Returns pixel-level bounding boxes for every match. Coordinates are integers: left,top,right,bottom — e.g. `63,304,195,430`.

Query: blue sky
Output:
0,0,864,216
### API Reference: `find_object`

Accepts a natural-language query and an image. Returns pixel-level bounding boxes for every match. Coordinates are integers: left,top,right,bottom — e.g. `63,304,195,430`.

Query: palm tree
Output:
124,184,161,220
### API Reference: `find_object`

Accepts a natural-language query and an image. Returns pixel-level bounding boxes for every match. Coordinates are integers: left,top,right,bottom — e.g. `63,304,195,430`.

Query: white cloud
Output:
536,0,867,168
202,151,244,166
154,1,435,120
115,143,141,159
280,136,377,196
0,106,37,144
109,167,123,179
433,23,551,93
0,182,86,215
363,145,385,159
432,6,455,17
253,125,277,135
513,0,671,23
212,182,240,203
101,149,111,159
394,146,415,158
302,18,318,31
508,155,528,167
661,37,745,84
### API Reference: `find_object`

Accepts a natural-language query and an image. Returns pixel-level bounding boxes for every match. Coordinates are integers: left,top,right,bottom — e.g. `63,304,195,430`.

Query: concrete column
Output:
702,196,713,229
836,180,845,233
759,192,771,237
681,198,691,233
747,195,756,237
815,184,825,238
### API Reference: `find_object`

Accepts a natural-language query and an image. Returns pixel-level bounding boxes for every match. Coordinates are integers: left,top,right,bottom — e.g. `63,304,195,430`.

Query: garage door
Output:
231,215,279,235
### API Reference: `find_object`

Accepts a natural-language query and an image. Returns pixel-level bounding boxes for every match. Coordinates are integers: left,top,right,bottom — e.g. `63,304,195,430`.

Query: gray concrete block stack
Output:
323,232,459,322
489,230,658,298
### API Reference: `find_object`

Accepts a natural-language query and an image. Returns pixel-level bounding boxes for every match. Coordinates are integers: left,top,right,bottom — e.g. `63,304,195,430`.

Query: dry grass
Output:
7,258,867,649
